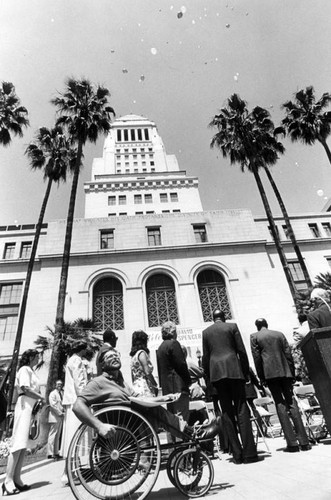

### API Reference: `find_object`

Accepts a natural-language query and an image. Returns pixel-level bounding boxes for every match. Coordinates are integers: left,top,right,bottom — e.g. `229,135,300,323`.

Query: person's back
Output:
203,320,247,382
252,328,293,380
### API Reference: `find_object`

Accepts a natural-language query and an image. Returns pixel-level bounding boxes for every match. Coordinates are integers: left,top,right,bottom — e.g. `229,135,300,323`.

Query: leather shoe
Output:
198,417,222,440
300,444,312,451
47,455,54,459
283,446,300,453
243,456,259,464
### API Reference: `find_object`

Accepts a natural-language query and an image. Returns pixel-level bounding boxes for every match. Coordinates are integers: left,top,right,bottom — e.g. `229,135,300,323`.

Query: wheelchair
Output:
67,405,214,500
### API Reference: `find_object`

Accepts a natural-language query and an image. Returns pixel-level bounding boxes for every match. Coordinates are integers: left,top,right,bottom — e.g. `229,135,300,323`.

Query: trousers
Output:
214,379,257,460
267,377,309,447
47,418,63,456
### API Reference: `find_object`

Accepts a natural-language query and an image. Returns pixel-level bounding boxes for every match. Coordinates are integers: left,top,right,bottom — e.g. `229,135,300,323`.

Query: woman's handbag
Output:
29,400,43,440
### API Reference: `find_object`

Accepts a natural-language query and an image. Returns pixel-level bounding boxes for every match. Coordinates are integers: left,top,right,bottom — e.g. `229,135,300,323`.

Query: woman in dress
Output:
3,349,43,495
130,330,158,398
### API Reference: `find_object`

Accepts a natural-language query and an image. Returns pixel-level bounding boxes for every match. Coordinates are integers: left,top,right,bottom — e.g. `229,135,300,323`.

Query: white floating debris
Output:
180,6,187,13
150,47,157,55
317,189,324,196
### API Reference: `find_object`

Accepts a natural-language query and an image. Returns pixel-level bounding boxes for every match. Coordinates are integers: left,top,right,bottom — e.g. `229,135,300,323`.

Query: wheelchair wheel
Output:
67,406,161,500
173,448,214,497
166,447,185,486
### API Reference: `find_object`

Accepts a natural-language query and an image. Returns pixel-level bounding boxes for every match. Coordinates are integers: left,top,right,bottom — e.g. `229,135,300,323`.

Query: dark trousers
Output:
267,378,309,447
167,392,190,423
132,402,184,440
214,379,257,460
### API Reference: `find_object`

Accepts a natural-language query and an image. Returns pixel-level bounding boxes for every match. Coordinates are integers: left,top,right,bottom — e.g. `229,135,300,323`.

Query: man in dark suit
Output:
308,288,331,329
250,318,310,452
202,309,257,464
157,321,191,422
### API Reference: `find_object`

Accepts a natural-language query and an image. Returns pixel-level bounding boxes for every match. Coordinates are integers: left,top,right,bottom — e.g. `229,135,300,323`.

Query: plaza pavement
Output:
1,435,331,500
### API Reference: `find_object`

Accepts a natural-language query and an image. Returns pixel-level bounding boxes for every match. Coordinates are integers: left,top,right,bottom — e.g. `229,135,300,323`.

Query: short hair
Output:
70,340,88,355
255,318,268,330
103,328,118,347
18,349,39,369
130,330,149,357
213,308,225,321
161,321,177,340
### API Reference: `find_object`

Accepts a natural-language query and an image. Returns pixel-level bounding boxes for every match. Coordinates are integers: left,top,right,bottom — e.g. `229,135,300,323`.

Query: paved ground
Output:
1,435,331,500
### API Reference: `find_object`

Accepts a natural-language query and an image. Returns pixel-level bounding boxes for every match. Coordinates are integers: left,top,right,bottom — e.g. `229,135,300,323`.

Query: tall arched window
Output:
146,273,179,327
197,269,231,322
93,277,124,331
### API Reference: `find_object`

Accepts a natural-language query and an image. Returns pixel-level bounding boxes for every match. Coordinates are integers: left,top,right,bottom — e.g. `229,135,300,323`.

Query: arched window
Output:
93,277,124,331
197,269,231,322
146,273,179,327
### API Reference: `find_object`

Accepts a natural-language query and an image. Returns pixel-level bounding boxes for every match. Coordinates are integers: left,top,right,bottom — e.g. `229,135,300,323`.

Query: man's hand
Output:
97,423,117,438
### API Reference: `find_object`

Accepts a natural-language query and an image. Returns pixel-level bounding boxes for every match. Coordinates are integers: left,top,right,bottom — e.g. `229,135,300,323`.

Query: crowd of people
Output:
3,285,330,493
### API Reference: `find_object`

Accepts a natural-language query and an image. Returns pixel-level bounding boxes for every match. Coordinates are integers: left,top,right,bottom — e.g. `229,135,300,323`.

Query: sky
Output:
1,0,331,225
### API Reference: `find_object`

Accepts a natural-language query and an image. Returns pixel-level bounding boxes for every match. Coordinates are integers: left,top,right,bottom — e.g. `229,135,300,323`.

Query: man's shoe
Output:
243,456,259,464
300,444,312,451
283,446,300,453
55,454,63,460
198,417,222,440
232,457,243,464
47,455,54,459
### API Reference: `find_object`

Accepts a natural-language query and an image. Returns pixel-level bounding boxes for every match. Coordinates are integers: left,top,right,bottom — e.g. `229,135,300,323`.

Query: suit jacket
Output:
62,354,88,405
250,327,294,382
202,320,249,382
156,339,191,395
48,388,64,423
307,303,331,330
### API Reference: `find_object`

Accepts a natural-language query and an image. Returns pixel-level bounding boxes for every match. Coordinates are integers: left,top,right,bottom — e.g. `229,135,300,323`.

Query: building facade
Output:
1,114,331,381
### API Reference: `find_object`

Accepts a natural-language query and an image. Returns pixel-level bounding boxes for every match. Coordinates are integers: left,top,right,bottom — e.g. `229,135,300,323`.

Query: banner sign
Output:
147,327,202,351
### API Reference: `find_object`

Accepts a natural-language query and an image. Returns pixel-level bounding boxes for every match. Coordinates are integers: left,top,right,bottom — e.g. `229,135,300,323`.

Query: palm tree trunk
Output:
318,137,331,165
6,177,53,409
46,142,83,401
264,167,312,288
251,164,297,302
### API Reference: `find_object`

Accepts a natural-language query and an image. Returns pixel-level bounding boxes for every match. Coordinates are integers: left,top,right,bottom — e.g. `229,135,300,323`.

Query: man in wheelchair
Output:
73,348,221,442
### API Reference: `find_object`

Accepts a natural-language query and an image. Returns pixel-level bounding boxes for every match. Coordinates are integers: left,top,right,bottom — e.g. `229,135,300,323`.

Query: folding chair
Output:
248,404,271,452
253,397,282,438
294,384,328,443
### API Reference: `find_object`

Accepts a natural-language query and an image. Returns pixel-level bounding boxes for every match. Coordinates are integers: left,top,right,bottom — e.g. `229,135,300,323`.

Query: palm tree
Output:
35,318,102,380
209,94,296,301
281,86,331,164
6,126,77,409
46,78,115,398
0,81,29,146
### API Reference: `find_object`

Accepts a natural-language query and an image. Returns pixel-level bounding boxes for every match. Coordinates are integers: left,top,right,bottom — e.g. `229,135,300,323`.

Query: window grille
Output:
146,274,179,327
93,278,124,330
197,270,231,322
